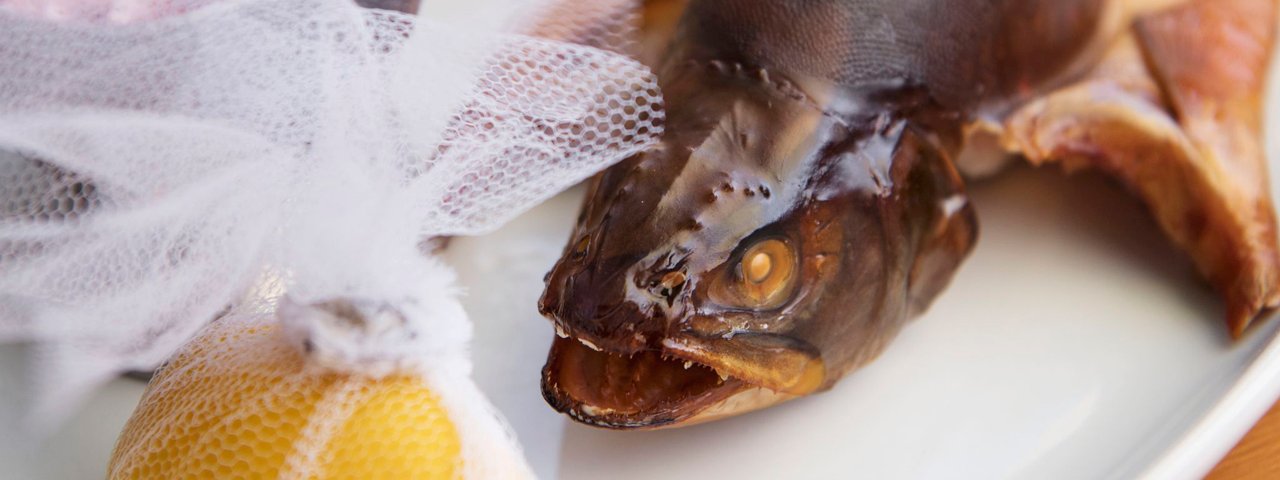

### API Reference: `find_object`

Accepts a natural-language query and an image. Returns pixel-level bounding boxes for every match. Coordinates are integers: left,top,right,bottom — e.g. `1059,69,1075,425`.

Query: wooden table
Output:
1208,397,1280,478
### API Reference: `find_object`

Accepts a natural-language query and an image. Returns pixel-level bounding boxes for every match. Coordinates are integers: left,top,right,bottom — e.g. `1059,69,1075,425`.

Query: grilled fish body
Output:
540,0,1280,429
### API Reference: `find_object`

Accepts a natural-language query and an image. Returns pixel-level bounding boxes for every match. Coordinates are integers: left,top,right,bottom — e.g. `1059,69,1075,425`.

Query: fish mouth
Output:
541,329,825,429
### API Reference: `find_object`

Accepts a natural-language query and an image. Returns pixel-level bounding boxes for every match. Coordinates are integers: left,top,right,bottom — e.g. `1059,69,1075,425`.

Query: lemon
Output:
108,317,463,479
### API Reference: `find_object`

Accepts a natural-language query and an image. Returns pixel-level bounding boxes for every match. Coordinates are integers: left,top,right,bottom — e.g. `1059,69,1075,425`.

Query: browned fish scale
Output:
540,0,1280,429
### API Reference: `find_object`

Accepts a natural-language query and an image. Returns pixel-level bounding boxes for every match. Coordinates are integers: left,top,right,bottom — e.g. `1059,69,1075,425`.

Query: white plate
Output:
450,52,1280,479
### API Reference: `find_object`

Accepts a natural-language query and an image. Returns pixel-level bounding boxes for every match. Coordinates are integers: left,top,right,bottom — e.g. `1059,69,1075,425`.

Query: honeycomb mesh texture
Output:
109,312,532,479
0,0,661,436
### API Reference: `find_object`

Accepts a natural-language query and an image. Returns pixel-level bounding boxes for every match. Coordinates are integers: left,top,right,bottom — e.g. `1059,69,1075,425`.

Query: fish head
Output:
539,68,975,429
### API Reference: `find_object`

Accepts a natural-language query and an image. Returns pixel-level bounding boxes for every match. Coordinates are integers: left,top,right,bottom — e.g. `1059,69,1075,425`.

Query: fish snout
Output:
539,260,667,354
538,261,599,335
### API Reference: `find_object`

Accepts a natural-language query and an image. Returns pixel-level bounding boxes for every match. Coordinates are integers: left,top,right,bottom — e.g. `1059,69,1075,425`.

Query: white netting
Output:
109,309,533,479
0,0,661,476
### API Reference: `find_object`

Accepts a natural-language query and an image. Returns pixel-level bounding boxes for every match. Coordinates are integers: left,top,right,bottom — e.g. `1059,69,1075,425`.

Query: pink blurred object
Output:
0,0,218,23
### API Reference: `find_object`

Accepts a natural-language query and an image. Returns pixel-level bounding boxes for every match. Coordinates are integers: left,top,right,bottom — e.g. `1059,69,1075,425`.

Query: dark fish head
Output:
539,63,976,429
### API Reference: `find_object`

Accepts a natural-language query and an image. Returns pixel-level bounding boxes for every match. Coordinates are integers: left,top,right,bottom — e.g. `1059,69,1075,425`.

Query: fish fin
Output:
901,129,979,317
999,0,1280,339
1135,0,1280,337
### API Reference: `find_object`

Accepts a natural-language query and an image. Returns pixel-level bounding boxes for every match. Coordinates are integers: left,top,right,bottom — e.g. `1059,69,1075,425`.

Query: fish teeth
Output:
555,324,568,338
578,337,602,351
683,361,693,370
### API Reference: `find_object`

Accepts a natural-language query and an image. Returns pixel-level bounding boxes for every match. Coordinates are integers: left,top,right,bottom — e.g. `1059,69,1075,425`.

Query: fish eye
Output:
711,238,797,309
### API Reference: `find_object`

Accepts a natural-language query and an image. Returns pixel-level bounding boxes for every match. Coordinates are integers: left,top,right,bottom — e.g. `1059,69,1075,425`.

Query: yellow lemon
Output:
108,317,463,479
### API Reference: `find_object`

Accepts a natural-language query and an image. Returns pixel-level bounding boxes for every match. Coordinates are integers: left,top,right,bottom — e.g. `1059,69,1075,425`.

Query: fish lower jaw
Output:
541,334,796,429
555,384,798,430
678,387,798,426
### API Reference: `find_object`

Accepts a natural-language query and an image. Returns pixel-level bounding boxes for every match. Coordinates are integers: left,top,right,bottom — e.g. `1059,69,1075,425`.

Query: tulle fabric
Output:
0,0,661,476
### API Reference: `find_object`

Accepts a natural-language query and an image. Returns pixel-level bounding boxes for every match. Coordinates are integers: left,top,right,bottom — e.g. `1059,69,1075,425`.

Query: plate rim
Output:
1142,322,1280,478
